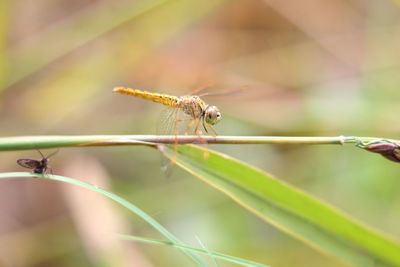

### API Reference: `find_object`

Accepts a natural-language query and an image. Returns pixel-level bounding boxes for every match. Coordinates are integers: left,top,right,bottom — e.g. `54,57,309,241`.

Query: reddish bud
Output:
365,143,398,153
364,142,400,163
393,149,400,161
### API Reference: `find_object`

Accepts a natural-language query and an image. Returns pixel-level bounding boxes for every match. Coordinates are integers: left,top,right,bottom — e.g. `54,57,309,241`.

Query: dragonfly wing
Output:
17,159,40,169
158,106,199,136
156,107,180,135
198,85,248,97
156,108,176,177
156,106,198,177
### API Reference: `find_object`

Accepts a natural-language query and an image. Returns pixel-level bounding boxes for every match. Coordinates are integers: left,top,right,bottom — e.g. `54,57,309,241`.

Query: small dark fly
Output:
17,150,58,175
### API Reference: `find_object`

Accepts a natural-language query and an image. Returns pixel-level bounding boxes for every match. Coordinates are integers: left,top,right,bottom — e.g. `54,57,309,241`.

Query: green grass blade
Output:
118,234,269,267
0,172,206,267
161,145,400,266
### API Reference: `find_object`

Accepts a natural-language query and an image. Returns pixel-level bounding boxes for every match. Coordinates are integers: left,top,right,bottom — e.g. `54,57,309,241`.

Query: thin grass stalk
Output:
0,135,395,150
1,135,398,162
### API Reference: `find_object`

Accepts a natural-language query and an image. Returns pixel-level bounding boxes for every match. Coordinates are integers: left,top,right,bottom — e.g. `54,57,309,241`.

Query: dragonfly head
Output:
204,105,222,125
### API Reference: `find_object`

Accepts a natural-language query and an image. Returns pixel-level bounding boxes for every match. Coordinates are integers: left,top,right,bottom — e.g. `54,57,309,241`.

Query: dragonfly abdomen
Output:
113,87,179,108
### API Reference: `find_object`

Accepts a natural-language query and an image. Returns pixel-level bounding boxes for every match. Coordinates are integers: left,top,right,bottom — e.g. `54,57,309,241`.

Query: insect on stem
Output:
17,149,59,175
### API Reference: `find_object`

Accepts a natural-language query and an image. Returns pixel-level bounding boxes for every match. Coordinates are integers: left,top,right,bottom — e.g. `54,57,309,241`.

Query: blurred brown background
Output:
1,0,400,266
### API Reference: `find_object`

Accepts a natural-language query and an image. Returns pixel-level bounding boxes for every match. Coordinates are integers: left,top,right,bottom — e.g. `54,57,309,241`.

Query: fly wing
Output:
17,159,40,169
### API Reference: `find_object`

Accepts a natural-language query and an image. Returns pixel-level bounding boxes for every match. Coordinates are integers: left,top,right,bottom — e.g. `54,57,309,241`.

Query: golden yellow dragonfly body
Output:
113,87,222,135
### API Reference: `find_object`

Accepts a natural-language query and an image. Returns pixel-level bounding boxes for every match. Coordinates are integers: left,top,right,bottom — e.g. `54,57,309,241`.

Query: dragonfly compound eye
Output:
204,106,222,125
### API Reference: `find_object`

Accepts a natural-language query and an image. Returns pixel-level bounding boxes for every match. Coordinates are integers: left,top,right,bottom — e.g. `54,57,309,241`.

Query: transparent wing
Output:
188,81,215,96
197,85,249,97
17,159,40,169
156,107,178,177
155,105,203,177
156,106,198,177
156,106,195,135
156,106,179,135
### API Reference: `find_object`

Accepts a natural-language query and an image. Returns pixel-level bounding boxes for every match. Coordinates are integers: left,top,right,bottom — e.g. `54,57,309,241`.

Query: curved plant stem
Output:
118,234,269,267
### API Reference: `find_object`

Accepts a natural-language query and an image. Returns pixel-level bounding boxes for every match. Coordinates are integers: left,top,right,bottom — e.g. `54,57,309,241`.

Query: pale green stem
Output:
0,135,396,151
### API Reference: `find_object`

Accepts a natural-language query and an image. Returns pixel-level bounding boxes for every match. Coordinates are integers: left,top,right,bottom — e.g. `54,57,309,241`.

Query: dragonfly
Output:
112,87,222,136
17,150,58,175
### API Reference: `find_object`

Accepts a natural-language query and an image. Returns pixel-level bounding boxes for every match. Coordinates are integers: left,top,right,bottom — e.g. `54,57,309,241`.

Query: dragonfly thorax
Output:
178,95,207,119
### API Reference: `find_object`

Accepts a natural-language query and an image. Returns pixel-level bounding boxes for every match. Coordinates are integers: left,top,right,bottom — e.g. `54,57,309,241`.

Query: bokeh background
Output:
1,0,400,266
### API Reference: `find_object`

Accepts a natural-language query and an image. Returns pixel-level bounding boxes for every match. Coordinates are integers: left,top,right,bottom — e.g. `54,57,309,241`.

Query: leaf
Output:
161,144,400,266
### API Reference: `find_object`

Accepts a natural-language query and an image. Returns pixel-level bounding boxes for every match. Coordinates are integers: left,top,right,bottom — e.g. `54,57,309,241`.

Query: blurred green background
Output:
1,0,400,266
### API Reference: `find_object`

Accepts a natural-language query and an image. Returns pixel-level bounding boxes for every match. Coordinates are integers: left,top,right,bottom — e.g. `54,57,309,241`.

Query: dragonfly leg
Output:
207,124,218,136
184,119,196,135
197,120,210,160
171,119,180,165
194,119,209,147
175,118,194,135
170,112,191,163
172,108,189,141
194,119,205,137
202,120,209,135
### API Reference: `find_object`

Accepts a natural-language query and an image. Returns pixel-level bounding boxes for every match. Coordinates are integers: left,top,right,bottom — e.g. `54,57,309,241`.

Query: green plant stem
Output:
0,135,395,151
117,234,269,267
